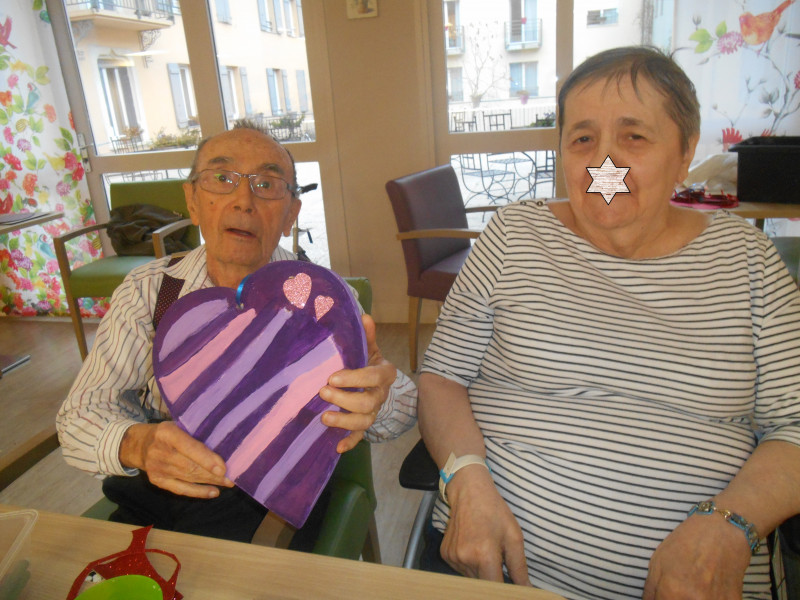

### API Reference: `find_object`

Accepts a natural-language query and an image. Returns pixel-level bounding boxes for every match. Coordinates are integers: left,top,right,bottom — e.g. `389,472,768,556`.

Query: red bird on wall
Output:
739,0,796,46
0,17,17,50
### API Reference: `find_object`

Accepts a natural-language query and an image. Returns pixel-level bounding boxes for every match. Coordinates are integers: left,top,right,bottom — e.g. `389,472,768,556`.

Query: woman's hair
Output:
557,46,700,153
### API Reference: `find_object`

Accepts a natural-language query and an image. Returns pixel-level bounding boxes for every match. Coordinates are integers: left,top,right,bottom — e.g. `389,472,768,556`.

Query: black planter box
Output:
730,136,800,204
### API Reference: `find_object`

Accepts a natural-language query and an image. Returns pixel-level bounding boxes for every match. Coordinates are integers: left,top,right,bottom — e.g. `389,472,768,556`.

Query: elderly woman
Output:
418,46,800,599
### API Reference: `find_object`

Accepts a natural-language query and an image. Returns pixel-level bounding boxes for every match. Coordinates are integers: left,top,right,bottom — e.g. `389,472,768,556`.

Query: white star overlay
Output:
587,155,630,205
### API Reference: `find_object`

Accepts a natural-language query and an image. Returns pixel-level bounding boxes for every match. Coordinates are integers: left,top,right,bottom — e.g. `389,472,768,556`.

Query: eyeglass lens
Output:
198,169,288,200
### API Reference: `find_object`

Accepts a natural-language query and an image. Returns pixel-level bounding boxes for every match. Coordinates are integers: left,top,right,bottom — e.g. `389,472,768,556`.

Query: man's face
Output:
184,129,301,286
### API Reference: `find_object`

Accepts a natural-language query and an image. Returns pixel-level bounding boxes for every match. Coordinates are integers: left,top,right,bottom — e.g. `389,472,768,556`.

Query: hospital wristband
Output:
438,452,490,505
688,500,761,555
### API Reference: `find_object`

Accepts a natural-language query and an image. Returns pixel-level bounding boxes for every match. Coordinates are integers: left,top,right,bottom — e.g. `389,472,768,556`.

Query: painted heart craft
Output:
152,261,367,528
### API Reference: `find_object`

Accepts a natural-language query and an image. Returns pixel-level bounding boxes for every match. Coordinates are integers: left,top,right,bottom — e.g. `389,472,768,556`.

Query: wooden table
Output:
0,212,65,376
728,202,800,230
0,505,565,600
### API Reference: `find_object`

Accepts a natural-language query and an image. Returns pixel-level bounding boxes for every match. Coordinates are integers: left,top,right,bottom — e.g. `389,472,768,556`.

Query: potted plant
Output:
517,89,530,105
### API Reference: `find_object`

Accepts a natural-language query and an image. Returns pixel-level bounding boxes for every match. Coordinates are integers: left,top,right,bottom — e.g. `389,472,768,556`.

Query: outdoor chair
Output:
450,111,477,133
54,179,198,360
456,153,515,206
532,150,556,198
483,111,512,131
386,164,495,371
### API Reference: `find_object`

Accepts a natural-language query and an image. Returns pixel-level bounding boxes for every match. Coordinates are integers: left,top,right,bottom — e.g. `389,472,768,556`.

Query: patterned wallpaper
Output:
0,0,106,318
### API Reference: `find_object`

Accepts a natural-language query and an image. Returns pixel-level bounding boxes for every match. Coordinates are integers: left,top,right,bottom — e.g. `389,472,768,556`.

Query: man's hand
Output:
320,314,396,453
441,465,531,585
120,421,234,498
643,513,751,599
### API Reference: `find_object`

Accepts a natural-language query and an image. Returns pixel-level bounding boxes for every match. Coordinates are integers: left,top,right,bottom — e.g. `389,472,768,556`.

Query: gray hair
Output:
187,119,298,195
557,46,700,154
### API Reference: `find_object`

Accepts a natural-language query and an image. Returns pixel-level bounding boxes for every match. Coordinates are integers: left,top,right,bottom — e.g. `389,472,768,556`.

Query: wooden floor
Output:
0,316,435,567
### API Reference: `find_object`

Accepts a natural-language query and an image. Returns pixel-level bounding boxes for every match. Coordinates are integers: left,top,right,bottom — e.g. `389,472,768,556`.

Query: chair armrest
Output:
53,223,109,281
312,479,372,560
465,205,499,214
399,438,439,492
152,217,193,259
396,228,482,241
53,222,108,246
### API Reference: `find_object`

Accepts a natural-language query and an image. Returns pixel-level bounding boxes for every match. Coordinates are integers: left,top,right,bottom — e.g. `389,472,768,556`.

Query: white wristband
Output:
438,452,490,505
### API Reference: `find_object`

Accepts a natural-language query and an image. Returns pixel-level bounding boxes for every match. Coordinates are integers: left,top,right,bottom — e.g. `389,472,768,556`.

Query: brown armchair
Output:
386,164,495,371
54,179,199,359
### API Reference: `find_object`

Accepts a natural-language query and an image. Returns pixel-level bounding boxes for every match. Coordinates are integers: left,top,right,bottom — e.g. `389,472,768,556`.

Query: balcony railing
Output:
504,19,541,50
65,0,176,23
444,25,464,54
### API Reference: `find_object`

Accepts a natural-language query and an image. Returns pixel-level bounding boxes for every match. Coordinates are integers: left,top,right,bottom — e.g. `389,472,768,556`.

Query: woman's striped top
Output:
421,200,800,600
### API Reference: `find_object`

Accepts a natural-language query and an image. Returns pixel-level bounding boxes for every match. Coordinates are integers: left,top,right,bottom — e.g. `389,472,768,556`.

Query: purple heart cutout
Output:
152,261,367,527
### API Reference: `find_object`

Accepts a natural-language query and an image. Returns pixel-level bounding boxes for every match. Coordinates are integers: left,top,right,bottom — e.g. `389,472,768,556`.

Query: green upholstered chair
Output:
54,179,198,360
82,277,382,563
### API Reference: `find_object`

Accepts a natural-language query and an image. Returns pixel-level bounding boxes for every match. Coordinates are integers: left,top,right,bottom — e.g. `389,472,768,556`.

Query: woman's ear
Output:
678,133,700,184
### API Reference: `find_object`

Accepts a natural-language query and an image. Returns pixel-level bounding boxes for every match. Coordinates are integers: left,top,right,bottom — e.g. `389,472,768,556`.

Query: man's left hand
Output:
319,314,396,453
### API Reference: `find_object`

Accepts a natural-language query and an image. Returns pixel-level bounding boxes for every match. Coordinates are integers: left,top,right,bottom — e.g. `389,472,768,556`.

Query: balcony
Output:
66,0,176,31
444,25,464,55
504,19,541,51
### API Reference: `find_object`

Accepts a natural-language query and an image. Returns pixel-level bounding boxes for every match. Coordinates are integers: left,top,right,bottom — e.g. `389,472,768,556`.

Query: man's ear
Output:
184,181,201,226
282,198,301,237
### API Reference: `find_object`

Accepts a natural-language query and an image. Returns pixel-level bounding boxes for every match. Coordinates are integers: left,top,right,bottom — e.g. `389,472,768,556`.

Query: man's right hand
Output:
439,464,531,585
119,422,234,498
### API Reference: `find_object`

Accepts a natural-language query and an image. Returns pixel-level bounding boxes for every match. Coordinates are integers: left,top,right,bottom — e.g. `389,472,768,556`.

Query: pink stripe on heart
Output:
204,335,344,448
179,309,292,431
283,273,312,308
225,338,344,480
254,413,331,503
158,307,257,402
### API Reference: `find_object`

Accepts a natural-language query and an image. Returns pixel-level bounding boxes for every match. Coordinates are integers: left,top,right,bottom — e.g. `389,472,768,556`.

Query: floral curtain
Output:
0,0,105,317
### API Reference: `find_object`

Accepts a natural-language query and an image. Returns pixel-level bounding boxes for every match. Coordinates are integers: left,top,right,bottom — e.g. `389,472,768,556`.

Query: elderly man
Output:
57,121,417,543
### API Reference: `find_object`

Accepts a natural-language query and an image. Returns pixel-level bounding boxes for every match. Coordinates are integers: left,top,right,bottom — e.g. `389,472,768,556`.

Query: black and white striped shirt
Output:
57,245,417,477
422,200,800,599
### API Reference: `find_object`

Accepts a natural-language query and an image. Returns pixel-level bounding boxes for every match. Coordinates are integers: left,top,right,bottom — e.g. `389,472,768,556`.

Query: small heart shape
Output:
314,295,334,320
283,272,312,308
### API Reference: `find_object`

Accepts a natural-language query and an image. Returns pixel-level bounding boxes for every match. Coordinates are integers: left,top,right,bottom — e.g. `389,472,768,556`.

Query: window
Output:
443,0,463,53
296,70,309,112
266,68,281,115
509,61,538,97
167,63,197,128
257,0,274,32
99,63,140,138
272,0,284,32
508,0,538,44
240,67,253,116
587,8,619,27
284,0,295,35
219,66,238,122
296,0,305,37
216,0,232,24
281,70,292,112
447,67,464,102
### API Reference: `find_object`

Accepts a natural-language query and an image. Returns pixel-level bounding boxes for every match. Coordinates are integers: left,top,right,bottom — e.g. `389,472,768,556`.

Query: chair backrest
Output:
109,179,201,249
386,165,472,283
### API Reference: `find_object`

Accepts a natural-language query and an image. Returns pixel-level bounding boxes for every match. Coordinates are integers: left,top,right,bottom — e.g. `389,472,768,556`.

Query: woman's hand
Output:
441,464,531,585
643,513,751,599
120,421,234,498
320,315,396,453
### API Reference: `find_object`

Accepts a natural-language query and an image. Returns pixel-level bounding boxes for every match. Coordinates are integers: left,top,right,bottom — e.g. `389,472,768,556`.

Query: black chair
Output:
450,111,478,133
457,153,515,207
532,150,556,198
398,439,438,568
483,111,512,131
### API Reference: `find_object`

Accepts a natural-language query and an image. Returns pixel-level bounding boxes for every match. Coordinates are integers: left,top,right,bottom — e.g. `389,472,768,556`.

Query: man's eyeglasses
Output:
191,169,300,200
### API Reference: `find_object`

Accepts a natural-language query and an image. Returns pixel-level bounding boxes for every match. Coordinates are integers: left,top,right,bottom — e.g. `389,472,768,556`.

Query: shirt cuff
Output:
96,419,140,477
